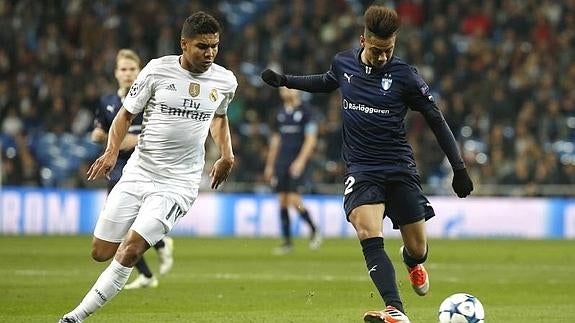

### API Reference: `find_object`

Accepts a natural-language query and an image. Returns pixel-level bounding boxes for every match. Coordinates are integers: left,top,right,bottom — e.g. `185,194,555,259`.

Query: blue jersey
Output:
93,93,143,183
271,103,317,172
284,48,464,176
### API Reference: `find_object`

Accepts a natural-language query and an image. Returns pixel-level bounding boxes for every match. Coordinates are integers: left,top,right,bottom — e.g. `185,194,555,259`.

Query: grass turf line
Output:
0,236,573,322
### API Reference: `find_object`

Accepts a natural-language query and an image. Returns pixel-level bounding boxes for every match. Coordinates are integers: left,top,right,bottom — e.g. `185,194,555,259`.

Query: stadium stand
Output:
1,0,574,196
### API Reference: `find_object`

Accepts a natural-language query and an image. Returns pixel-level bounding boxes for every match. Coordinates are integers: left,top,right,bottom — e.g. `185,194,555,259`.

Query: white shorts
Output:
93,170,197,246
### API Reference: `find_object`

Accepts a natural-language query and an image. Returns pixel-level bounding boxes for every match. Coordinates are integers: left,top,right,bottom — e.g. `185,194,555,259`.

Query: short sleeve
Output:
215,71,238,115
123,62,155,114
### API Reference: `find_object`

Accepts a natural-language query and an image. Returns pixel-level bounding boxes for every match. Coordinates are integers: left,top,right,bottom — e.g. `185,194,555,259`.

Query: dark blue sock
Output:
280,208,291,245
361,237,404,313
153,239,165,250
298,208,316,234
135,256,153,278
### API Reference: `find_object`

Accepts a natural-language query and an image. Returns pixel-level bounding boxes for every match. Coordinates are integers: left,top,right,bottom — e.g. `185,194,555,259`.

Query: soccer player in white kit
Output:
59,11,237,322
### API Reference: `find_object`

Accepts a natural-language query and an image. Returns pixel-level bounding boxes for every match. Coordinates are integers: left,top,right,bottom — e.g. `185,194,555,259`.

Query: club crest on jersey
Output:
381,75,393,91
189,82,200,97
209,88,218,102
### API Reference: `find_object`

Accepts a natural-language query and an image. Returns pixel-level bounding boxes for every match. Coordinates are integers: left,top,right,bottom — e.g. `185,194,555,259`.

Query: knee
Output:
91,239,119,262
353,223,381,241
91,247,114,262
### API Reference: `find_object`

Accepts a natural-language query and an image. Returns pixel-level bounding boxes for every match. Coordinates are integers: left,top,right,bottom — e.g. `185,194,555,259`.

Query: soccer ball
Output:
438,293,485,323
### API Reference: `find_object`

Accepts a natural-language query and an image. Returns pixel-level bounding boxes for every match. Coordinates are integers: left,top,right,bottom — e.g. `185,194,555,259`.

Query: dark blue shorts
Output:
343,171,435,229
273,170,306,193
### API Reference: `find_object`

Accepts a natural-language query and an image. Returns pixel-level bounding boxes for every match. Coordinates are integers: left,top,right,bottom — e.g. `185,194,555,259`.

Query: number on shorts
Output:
344,175,355,195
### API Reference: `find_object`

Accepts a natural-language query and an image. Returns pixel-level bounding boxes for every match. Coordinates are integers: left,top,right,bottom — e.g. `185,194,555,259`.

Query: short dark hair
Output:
181,11,221,38
364,5,399,38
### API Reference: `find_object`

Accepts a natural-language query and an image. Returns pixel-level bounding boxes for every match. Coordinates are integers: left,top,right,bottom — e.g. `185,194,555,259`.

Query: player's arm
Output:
419,105,464,170
118,133,139,151
406,68,473,197
419,104,473,198
91,126,138,151
261,69,339,93
209,113,234,189
264,133,280,181
87,107,135,180
290,123,317,177
91,126,107,144
91,101,109,144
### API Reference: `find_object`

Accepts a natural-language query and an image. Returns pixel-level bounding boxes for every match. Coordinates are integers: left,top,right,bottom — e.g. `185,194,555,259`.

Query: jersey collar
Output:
355,48,394,75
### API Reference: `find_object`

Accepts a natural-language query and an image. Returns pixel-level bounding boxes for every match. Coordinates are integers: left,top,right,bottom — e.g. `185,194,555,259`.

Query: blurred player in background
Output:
261,5,473,323
91,49,174,290
264,87,322,255
59,11,237,322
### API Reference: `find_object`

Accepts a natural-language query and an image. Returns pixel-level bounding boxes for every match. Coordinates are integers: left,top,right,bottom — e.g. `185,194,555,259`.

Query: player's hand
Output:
263,165,274,182
289,159,305,178
261,69,286,87
210,156,234,189
452,168,473,198
87,150,118,181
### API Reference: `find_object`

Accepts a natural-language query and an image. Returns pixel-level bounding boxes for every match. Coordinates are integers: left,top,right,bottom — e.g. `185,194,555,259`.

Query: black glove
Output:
452,168,473,198
261,69,287,87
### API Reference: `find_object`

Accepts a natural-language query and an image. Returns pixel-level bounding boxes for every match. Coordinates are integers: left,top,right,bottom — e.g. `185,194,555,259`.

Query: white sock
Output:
66,259,133,320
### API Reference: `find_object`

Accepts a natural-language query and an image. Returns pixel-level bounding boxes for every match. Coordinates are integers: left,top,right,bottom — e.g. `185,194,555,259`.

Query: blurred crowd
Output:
1,0,575,196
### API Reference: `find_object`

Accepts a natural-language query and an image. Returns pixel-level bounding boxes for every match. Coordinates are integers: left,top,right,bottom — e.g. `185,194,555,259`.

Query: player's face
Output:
115,58,140,89
360,34,396,68
181,33,219,73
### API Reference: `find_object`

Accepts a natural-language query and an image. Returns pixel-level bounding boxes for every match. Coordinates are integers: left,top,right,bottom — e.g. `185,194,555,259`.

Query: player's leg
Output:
125,235,173,289
90,238,120,262
124,256,158,290
344,173,409,322
156,236,174,275
399,221,429,296
289,192,322,250
274,191,293,255
60,180,143,322
63,211,170,320
349,204,405,315
389,175,432,297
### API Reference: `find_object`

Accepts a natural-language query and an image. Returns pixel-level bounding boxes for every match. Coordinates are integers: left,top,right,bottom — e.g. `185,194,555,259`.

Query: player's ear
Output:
180,38,187,51
360,34,365,47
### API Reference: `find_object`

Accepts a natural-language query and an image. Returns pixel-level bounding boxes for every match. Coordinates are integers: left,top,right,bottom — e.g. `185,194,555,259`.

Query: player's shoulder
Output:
333,48,357,62
148,55,178,68
389,57,418,75
209,63,238,91
100,93,118,102
99,93,120,107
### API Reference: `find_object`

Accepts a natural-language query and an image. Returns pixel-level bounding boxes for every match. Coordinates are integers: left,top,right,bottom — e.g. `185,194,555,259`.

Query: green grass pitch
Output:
0,236,573,322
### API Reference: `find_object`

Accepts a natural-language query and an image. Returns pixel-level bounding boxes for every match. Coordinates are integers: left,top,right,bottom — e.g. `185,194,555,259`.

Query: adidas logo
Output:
165,84,177,91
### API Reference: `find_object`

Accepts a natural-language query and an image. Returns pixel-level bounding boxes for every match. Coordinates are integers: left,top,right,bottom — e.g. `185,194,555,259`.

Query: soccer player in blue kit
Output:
91,49,174,290
264,87,322,254
261,5,473,323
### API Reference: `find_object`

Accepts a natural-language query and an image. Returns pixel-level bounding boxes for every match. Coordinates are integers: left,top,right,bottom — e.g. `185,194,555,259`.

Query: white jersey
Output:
122,55,237,188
